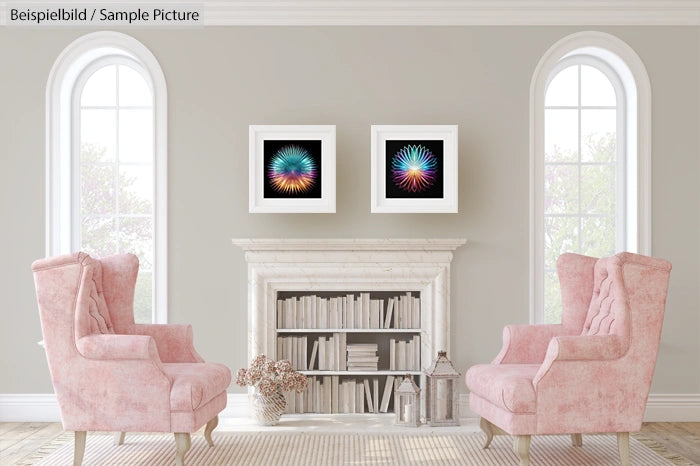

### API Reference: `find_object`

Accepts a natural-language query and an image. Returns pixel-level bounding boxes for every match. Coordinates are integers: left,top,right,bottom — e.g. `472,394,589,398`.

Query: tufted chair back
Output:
581,254,631,342
75,254,115,338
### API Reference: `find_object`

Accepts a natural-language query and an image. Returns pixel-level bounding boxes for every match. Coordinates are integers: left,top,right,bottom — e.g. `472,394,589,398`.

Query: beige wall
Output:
1,26,697,395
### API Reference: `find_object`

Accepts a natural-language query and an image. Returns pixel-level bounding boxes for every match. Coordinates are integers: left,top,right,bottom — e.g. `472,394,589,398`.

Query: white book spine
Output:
340,333,347,371
398,340,406,371
331,376,339,414
349,380,356,413
380,375,395,413
333,333,340,371
389,338,396,371
277,300,284,329
362,293,370,329
311,296,317,329
342,297,347,329
302,336,308,371
379,299,384,329
308,340,319,370
364,379,373,413
323,376,331,414
373,378,379,414
405,292,412,329
358,382,365,413
413,297,420,330
319,336,326,371
413,335,420,370
347,294,355,329
370,299,379,329
384,298,394,329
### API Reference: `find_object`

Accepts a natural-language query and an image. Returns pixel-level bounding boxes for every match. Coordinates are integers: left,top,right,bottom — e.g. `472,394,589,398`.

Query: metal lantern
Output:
424,350,460,426
394,374,421,427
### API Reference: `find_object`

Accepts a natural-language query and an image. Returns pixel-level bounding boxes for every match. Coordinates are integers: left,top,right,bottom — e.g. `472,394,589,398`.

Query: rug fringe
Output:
632,433,696,466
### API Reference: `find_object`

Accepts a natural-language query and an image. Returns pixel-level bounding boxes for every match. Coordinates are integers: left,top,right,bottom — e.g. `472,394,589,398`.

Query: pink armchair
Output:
32,252,231,466
466,252,671,466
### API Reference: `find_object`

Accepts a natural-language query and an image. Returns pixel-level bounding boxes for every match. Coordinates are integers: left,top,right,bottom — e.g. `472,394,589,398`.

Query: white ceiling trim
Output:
2,1,700,26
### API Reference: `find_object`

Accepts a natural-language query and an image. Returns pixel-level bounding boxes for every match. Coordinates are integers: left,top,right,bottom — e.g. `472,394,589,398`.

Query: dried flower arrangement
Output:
235,354,308,397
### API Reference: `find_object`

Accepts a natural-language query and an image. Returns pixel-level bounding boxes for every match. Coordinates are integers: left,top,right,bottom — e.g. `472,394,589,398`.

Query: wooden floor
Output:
0,422,698,465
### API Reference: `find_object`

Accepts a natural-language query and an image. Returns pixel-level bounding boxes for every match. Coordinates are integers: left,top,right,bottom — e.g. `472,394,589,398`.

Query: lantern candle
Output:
404,404,413,423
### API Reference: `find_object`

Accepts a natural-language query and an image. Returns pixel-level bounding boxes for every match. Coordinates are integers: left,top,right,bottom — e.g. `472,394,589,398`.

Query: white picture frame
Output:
249,125,336,213
371,125,458,213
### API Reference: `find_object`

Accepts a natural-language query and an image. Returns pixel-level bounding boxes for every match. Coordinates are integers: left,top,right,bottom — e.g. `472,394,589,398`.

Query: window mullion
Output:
577,64,582,255
115,64,121,255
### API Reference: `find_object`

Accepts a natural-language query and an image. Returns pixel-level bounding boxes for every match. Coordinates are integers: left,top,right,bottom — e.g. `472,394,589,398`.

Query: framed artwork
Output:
371,125,458,213
249,125,336,213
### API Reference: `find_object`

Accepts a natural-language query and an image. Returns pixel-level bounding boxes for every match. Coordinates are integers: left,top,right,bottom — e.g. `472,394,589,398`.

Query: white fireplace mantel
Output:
232,238,467,366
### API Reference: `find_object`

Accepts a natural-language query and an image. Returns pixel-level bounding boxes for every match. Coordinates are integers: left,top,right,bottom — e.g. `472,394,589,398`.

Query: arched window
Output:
530,31,651,324
47,32,167,323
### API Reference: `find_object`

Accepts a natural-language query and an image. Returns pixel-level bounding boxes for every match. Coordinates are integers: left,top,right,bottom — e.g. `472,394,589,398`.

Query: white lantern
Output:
424,350,460,426
394,374,420,427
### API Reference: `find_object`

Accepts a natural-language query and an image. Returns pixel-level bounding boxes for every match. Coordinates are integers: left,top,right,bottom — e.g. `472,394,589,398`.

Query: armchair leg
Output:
479,417,494,449
174,432,191,466
73,431,86,466
114,432,126,446
204,415,219,447
571,433,583,447
617,432,630,466
513,435,531,466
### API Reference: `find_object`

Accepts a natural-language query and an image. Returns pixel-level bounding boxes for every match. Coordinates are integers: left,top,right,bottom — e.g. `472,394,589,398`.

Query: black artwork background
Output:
263,140,323,199
385,140,444,199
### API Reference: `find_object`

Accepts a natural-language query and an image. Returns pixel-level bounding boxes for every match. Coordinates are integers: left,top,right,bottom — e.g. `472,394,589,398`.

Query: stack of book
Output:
276,335,308,371
388,335,421,371
285,375,397,414
276,292,420,330
346,343,379,371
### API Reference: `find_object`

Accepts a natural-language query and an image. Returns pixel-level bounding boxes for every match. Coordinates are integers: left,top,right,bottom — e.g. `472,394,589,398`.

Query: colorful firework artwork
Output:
263,140,323,199
267,145,317,195
385,140,444,199
390,144,438,193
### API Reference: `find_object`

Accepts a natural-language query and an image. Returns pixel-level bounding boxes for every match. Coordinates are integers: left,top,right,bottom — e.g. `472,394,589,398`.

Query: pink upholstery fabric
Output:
32,252,231,434
466,364,539,413
466,252,671,436
164,362,231,412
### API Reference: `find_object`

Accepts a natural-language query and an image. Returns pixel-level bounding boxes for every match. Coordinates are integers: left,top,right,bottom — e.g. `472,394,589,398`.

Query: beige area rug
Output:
25,431,679,466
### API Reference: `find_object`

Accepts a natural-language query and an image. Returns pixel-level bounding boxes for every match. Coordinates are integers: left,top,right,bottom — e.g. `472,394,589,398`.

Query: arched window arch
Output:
46,31,167,323
530,31,651,323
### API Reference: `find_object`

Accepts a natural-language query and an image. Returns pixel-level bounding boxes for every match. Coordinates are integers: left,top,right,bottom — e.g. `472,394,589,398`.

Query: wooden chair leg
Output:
204,415,219,447
479,417,495,449
571,433,583,447
114,432,126,446
617,432,630,466
174,432,191,466
73,431,86,466
513,435,531,466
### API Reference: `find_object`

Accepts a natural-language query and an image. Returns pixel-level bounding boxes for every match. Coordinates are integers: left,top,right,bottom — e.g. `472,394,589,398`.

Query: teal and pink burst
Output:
267,145,317,195
391,144,438,193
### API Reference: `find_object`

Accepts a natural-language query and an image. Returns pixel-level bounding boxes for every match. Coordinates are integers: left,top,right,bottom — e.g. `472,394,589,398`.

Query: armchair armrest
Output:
76,334,162,362
133,324,204,363
533,334,626,386
544,334,625,362
493,324,565,364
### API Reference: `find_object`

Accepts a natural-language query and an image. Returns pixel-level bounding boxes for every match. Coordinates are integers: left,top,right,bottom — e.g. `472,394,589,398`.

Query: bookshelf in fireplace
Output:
275,290,422,415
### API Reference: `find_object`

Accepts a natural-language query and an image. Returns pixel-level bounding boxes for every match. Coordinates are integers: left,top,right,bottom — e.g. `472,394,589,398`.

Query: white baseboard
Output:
2,392,699,423
643,394,700,422
0,394,62,422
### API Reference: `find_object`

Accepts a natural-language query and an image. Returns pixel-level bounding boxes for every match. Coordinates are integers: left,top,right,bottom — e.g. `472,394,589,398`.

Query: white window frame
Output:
46,31,168,324
530,31,652,324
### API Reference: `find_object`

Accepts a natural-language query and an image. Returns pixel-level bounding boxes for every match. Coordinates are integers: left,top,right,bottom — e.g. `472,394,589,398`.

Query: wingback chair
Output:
32,252,232,466
466,252,671,466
